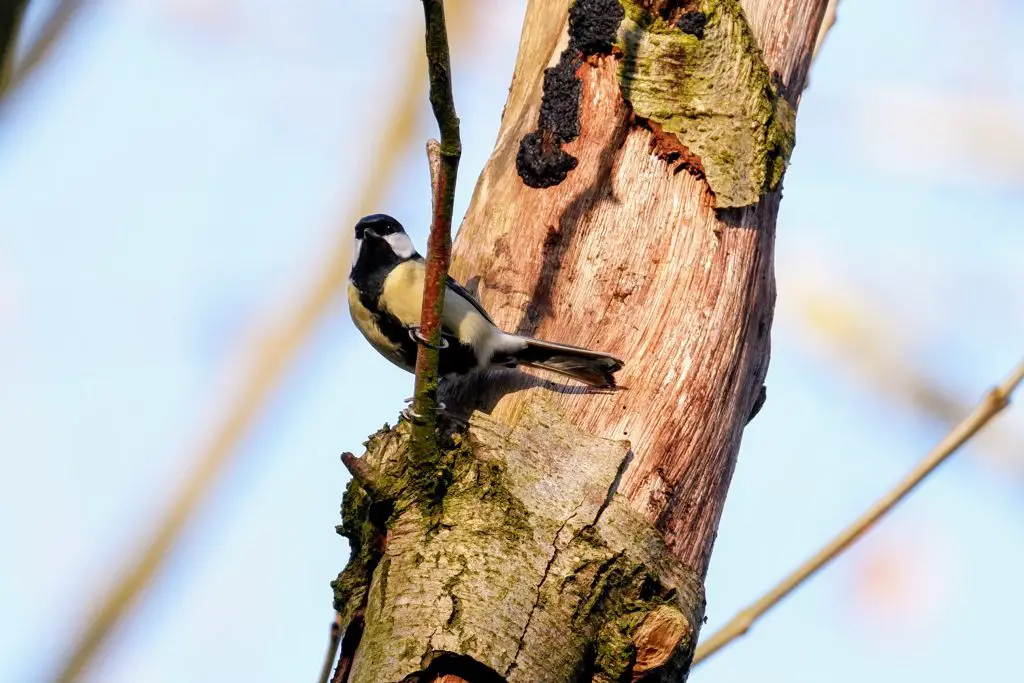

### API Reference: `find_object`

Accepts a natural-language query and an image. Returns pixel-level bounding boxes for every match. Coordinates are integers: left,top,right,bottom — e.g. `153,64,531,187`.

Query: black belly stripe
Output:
438,337,479,377
374,305,480,377
374,307,418,369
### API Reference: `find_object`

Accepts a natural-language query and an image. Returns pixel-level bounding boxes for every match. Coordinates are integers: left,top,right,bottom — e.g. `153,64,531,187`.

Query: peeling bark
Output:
334,0,827,680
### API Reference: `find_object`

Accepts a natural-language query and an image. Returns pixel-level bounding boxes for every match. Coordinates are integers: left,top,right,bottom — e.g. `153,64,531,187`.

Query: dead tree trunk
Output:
333,1,827,681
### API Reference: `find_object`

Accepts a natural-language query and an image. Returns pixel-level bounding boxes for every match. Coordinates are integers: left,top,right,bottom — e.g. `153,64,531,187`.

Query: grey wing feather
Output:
445,275,495,324
408,256,495,337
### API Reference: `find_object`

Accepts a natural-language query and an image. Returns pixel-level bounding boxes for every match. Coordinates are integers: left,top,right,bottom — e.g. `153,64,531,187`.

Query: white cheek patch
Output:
351,238,363,271
384,232,416,258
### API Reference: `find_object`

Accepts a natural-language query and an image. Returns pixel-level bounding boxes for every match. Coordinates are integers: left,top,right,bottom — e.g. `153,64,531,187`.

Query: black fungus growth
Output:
515,0,625,189
677,11,708,39
517,131,580,189
538,51,582,141
569,0,626,55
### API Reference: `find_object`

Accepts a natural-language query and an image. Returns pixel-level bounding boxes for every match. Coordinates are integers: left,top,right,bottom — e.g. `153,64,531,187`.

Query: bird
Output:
347,213,624,389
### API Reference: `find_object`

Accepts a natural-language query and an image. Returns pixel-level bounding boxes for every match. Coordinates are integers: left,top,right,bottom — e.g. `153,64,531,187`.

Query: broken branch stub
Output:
334,402,704,683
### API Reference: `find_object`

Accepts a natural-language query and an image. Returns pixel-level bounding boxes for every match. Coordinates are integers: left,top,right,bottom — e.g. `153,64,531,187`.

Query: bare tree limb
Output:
410,0,462,453
692,358,1024,666
444,0,829,577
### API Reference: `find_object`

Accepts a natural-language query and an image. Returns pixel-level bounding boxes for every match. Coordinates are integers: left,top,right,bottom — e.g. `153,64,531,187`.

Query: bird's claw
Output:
401,398,459,425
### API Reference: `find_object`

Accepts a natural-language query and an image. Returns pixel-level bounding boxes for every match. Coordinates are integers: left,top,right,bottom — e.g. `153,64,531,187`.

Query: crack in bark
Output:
504,502,584,677
595,449,632,522
443,555,470,629
504,448,631,677
423,625,441,664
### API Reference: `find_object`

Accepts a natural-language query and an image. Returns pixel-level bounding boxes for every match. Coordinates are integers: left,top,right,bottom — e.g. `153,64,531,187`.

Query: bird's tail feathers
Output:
502,335,623,389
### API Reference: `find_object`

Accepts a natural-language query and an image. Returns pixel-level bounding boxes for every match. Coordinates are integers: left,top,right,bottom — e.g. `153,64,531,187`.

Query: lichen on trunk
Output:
617,0,795,208
333,402,704,683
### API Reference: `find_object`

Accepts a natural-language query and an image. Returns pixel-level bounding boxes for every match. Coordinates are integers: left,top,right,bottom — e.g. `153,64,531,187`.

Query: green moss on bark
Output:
333,420,531,628
331,479,377,621
569,538,688,681
335,407,703,682
617,0,795,208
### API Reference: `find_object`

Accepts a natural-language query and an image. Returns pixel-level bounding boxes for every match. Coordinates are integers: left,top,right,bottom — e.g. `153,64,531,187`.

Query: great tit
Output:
347,214,624,388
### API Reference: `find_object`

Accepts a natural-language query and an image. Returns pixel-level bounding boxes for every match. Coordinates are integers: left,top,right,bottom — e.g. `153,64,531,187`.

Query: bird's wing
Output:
444,275,495,324
384,258,496,331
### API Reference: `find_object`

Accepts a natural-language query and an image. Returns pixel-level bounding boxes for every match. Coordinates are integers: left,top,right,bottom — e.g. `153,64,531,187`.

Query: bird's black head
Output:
350,214,418,282
355,214,406,240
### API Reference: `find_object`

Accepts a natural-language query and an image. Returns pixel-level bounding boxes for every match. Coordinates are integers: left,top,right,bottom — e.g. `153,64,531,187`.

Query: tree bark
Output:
333,1,827,681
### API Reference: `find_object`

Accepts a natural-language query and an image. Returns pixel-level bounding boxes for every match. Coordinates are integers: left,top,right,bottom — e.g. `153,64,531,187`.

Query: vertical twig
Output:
693,358,1024,666
411,0,461,450
317,612,343,683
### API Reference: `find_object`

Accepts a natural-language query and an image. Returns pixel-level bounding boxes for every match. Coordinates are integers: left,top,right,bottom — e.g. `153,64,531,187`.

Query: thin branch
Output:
411,0,461,450
426,137,442,189
693,358,1024,666
46,4,479,677
330,610,365,683
340,451,383,499
318,613,343,683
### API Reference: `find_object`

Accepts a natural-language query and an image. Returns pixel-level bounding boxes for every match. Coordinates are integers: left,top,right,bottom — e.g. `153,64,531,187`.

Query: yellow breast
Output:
381,260,496,350
347,282,411,370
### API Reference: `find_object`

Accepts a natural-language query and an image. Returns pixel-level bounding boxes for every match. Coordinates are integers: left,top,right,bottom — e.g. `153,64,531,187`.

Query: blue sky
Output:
1,1,1021,681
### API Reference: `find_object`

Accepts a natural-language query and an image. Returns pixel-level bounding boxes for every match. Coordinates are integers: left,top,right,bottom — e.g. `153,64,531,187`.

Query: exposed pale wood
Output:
445,0,827,576
631,605,690,678
742,0,828,100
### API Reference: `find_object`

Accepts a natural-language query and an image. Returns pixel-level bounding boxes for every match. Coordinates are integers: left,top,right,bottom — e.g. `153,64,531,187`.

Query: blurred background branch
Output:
48,3,473,681
1,0,83,104
695,359,1024,665
789,276,1024,480
317,612,341,683
0,0,30,94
